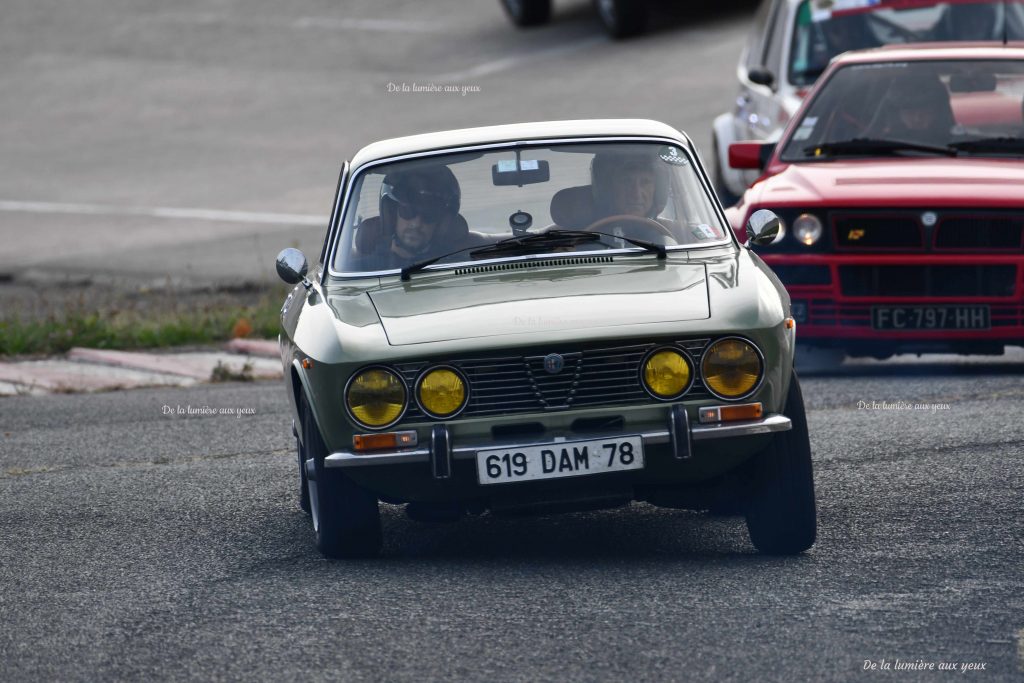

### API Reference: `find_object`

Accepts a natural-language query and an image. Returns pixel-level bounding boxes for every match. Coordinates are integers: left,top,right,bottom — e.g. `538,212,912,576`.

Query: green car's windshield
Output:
332,141,730,276
789,1,1024,87
780,58,1024,161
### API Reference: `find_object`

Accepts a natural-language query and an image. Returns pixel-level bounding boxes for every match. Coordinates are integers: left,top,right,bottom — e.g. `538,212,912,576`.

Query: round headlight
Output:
417,367,467,418
793,213,823,246
641,348,692,400
701,338,763,399
346,367,407,428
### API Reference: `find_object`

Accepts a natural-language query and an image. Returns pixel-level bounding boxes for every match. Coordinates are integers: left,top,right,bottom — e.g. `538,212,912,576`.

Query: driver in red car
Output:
872,75,956,145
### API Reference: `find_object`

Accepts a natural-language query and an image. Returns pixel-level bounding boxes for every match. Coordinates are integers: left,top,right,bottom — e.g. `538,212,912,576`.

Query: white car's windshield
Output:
789,0,1024,86
332,142,730,275
780,58,1024,161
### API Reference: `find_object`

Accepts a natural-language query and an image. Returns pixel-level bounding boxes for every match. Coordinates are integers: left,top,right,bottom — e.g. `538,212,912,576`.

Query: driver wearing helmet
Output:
353,166,463,270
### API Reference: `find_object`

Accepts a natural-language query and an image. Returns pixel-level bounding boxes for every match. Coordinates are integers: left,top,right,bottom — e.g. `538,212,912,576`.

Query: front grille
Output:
935,216,1024,250
838,265,1017,297
833,214,922,249
395,339,712,422
771,265,831,286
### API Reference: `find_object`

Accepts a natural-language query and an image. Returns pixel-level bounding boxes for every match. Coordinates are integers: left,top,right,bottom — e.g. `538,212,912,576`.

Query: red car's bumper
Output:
762,253,1024,352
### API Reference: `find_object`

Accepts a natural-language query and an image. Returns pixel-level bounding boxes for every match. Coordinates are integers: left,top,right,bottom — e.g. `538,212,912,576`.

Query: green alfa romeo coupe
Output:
275,119,815,558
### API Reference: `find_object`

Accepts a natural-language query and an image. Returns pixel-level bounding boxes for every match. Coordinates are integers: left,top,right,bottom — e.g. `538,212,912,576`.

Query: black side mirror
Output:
748,66,776,90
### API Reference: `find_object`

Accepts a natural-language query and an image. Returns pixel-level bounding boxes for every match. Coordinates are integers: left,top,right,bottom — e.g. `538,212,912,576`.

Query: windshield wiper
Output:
804,137,958,158
948,137,1024,155
470,229,666,260
400,229,666,281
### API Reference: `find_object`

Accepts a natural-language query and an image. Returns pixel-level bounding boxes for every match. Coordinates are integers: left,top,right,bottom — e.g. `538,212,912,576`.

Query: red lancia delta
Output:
726,43,1024,366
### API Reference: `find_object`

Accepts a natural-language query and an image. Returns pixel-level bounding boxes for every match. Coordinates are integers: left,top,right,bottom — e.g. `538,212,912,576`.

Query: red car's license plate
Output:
871,306,990,330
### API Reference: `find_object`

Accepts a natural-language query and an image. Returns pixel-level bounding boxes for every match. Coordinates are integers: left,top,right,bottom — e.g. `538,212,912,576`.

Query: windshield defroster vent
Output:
454,256,613,275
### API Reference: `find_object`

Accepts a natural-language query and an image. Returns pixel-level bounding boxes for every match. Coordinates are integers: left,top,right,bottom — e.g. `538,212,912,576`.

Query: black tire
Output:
301,397,382,558
500,0,552,27
711,134,741,208
744,372,817,555
594,0,647,38
296,433,310,514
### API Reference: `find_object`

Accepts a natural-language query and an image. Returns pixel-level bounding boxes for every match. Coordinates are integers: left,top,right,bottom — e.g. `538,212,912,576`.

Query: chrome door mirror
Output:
745,209,781,247
276,248,310,287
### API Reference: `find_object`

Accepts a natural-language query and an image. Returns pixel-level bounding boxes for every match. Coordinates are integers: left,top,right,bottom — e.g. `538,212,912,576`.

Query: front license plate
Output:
477,436,644,486
871,305,990,331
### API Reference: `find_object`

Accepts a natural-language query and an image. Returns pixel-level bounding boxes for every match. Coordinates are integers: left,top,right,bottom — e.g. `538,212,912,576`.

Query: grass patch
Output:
0,295,282,357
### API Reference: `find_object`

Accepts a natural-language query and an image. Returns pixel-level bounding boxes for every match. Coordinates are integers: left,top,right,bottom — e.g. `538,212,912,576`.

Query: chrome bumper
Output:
324,414,791,469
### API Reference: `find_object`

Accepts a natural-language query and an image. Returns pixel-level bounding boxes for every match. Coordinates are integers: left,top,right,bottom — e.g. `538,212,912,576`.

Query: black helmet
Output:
590,150,669,219
379,166,460,228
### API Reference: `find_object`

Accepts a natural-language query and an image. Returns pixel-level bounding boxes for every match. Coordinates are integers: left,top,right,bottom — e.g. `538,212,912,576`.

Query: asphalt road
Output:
0,0,755,286
2,369,1023,681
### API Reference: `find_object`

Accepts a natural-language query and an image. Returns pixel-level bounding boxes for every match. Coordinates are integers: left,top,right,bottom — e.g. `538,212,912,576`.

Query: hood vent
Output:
454,256,613,276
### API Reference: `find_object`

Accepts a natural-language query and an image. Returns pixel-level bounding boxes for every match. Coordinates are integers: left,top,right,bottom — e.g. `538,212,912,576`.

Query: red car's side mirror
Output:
728,142,774,171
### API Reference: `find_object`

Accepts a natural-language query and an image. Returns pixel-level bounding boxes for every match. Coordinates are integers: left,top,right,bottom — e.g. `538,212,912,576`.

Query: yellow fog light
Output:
641,348,692,400
345,367,407,428
417,366,468,418
702,338,763,399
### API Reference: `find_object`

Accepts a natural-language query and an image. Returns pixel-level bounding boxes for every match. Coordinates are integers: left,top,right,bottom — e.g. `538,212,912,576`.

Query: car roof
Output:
832,42,1024,66
349,119,693,169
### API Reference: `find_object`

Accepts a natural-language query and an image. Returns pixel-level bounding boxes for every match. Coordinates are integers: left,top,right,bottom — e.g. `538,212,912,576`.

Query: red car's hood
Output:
747,158,1024,208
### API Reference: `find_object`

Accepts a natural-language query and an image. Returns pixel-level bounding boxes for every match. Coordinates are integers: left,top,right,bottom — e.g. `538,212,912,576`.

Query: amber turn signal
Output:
699,403,763,424
353,430,418,452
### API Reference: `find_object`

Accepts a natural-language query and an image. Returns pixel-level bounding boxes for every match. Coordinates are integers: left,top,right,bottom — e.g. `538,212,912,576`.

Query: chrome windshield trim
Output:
323,415,791,467
325,135,736,279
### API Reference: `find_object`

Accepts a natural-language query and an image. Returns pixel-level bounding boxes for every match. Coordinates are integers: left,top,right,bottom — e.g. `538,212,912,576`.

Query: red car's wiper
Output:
804,137,958,158
949,137,1024,154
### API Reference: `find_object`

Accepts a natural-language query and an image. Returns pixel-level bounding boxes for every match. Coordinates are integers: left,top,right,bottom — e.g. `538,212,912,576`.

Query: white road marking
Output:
433,36,606,82
0,200,324,226
292,17,445,34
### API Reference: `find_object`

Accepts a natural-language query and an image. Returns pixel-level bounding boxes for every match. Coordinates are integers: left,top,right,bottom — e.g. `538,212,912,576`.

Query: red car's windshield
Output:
789,1,1024,86
781,58,1024,161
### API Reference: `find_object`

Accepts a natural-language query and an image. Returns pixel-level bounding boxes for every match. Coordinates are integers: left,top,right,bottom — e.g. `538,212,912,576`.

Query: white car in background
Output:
710,0,1024,205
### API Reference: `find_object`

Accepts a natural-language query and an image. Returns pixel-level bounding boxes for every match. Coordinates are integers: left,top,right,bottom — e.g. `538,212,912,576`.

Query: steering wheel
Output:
584,214,677,240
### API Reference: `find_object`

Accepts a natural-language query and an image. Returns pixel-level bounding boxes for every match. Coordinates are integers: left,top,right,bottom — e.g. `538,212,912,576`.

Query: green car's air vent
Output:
453,256,613,276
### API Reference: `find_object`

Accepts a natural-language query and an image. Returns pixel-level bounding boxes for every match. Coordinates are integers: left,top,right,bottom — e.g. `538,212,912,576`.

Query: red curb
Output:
225,338,279,358
68,348,212,379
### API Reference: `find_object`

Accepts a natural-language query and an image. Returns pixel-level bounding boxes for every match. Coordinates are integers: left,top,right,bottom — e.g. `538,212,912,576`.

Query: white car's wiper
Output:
805,137,958,158
400,229,665,281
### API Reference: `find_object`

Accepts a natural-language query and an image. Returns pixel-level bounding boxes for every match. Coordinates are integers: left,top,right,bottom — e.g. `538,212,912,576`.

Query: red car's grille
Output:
833,214,922,249
934,216,1024,250
838,265,1016,298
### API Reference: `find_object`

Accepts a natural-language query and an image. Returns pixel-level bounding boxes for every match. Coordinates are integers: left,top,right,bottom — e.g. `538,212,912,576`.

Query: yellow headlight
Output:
417,367,467,417
702,338,762,399
346,368,406,428
642,349,692,399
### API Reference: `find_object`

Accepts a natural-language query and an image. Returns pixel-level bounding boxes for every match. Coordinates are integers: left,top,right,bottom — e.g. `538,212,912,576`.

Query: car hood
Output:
750,158,1024,207
365,260,710,346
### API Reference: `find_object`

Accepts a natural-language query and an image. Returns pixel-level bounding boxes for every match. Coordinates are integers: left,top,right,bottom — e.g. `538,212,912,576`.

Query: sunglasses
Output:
395,200,444,224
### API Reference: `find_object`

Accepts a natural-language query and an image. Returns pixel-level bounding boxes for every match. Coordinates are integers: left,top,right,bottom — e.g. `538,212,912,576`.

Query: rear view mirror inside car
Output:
492,159,550,186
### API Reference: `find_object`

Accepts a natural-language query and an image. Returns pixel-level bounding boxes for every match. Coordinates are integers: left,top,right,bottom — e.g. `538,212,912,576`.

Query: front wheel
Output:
301,397,382,558
744,372,817,554
500,0,552,27
594,0,647,38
